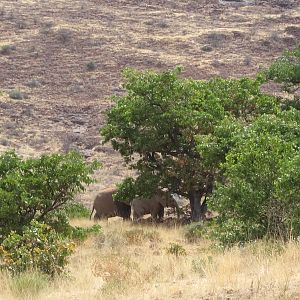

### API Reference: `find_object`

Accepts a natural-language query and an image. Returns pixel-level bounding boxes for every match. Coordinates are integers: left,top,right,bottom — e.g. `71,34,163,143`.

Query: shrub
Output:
63,202,91,219
211,110,300,246
166,243,186,257
204,32,227,48
57,28,73,43
86,61,97,71
201,45,213,52
209,219,264,248
0,221,75,276
0,44,16,55
43,209,102,243
26,79,41,88
264,41,300,92
9,89,25,100
70,224,102,243
184,222,205,242
0,151,99,241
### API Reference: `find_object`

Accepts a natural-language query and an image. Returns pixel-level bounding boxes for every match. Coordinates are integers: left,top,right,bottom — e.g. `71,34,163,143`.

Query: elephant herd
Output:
90,187,180,222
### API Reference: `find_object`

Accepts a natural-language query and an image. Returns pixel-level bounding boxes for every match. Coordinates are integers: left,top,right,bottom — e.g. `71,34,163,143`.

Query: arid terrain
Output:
0,0,299,206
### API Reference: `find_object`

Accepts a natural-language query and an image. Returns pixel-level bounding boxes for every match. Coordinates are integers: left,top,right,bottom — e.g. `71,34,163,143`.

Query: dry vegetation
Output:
1,220,300,300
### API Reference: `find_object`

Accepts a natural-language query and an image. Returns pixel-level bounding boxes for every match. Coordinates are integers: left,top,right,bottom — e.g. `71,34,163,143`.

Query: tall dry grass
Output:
1,219,300,300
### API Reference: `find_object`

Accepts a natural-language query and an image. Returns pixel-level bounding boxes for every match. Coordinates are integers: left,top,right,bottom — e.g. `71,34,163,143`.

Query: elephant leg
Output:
94,213,100,221
94,213,108,221
151,204,164,223
157,204,164,221
133,211,140,223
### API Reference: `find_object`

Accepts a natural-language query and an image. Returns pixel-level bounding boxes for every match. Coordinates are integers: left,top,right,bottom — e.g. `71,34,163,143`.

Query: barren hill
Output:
0,0,299,205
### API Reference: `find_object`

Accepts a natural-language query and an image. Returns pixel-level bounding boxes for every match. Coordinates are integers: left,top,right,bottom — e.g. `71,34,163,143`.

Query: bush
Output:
56,28,73,43
209,219,264,248
70,224,102,243
43,209,102,243
211,110,300,246
265,41,299,91
192,256,213,277
0,44,16,55
0,221,75,276
184,222,205,242
166,243,186,257
124,229,160,245
9,89,25,100
0,151,99,242
86,61,97,71
63,202,91,219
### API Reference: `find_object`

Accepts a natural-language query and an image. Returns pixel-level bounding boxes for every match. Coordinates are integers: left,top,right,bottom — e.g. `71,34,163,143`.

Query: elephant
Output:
90,187,131,220
131,190,180,222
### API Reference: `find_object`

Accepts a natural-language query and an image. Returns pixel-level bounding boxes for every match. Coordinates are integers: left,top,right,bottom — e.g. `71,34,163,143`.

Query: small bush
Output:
157,19,168,28
93,254,140,296
57,28,73,43
26,79,41,88
39,21,54,35
166,243,186,257
70,224,102,243
184,222,205,242
0,44,16,55
208,219,265,248
98,231,125,249
0,221,75,276
205,32,227,48
86,61,97,71
201,45,213,52
245,240,285,258
9,89,25,100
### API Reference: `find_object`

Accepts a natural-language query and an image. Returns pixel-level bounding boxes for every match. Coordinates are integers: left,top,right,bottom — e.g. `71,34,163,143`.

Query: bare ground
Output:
0,0,299,206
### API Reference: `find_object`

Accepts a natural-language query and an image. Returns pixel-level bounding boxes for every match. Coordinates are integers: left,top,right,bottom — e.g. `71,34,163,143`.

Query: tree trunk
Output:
188,190,203,222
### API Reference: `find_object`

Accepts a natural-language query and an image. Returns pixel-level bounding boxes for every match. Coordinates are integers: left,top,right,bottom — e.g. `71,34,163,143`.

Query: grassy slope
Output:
1,219,300,299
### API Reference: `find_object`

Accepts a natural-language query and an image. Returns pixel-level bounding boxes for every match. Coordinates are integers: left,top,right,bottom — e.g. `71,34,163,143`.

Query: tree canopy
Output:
101,67,279,221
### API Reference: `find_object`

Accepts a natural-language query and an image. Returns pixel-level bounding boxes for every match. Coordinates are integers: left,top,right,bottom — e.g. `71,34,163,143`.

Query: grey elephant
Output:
131,190,180,222
90,187,131,220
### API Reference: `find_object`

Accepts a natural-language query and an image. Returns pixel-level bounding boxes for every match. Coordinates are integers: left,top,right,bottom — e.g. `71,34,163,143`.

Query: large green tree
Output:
101,67,278,221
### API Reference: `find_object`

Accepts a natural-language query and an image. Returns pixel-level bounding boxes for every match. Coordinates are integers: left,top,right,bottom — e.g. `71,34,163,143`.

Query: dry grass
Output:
1,220,300,299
